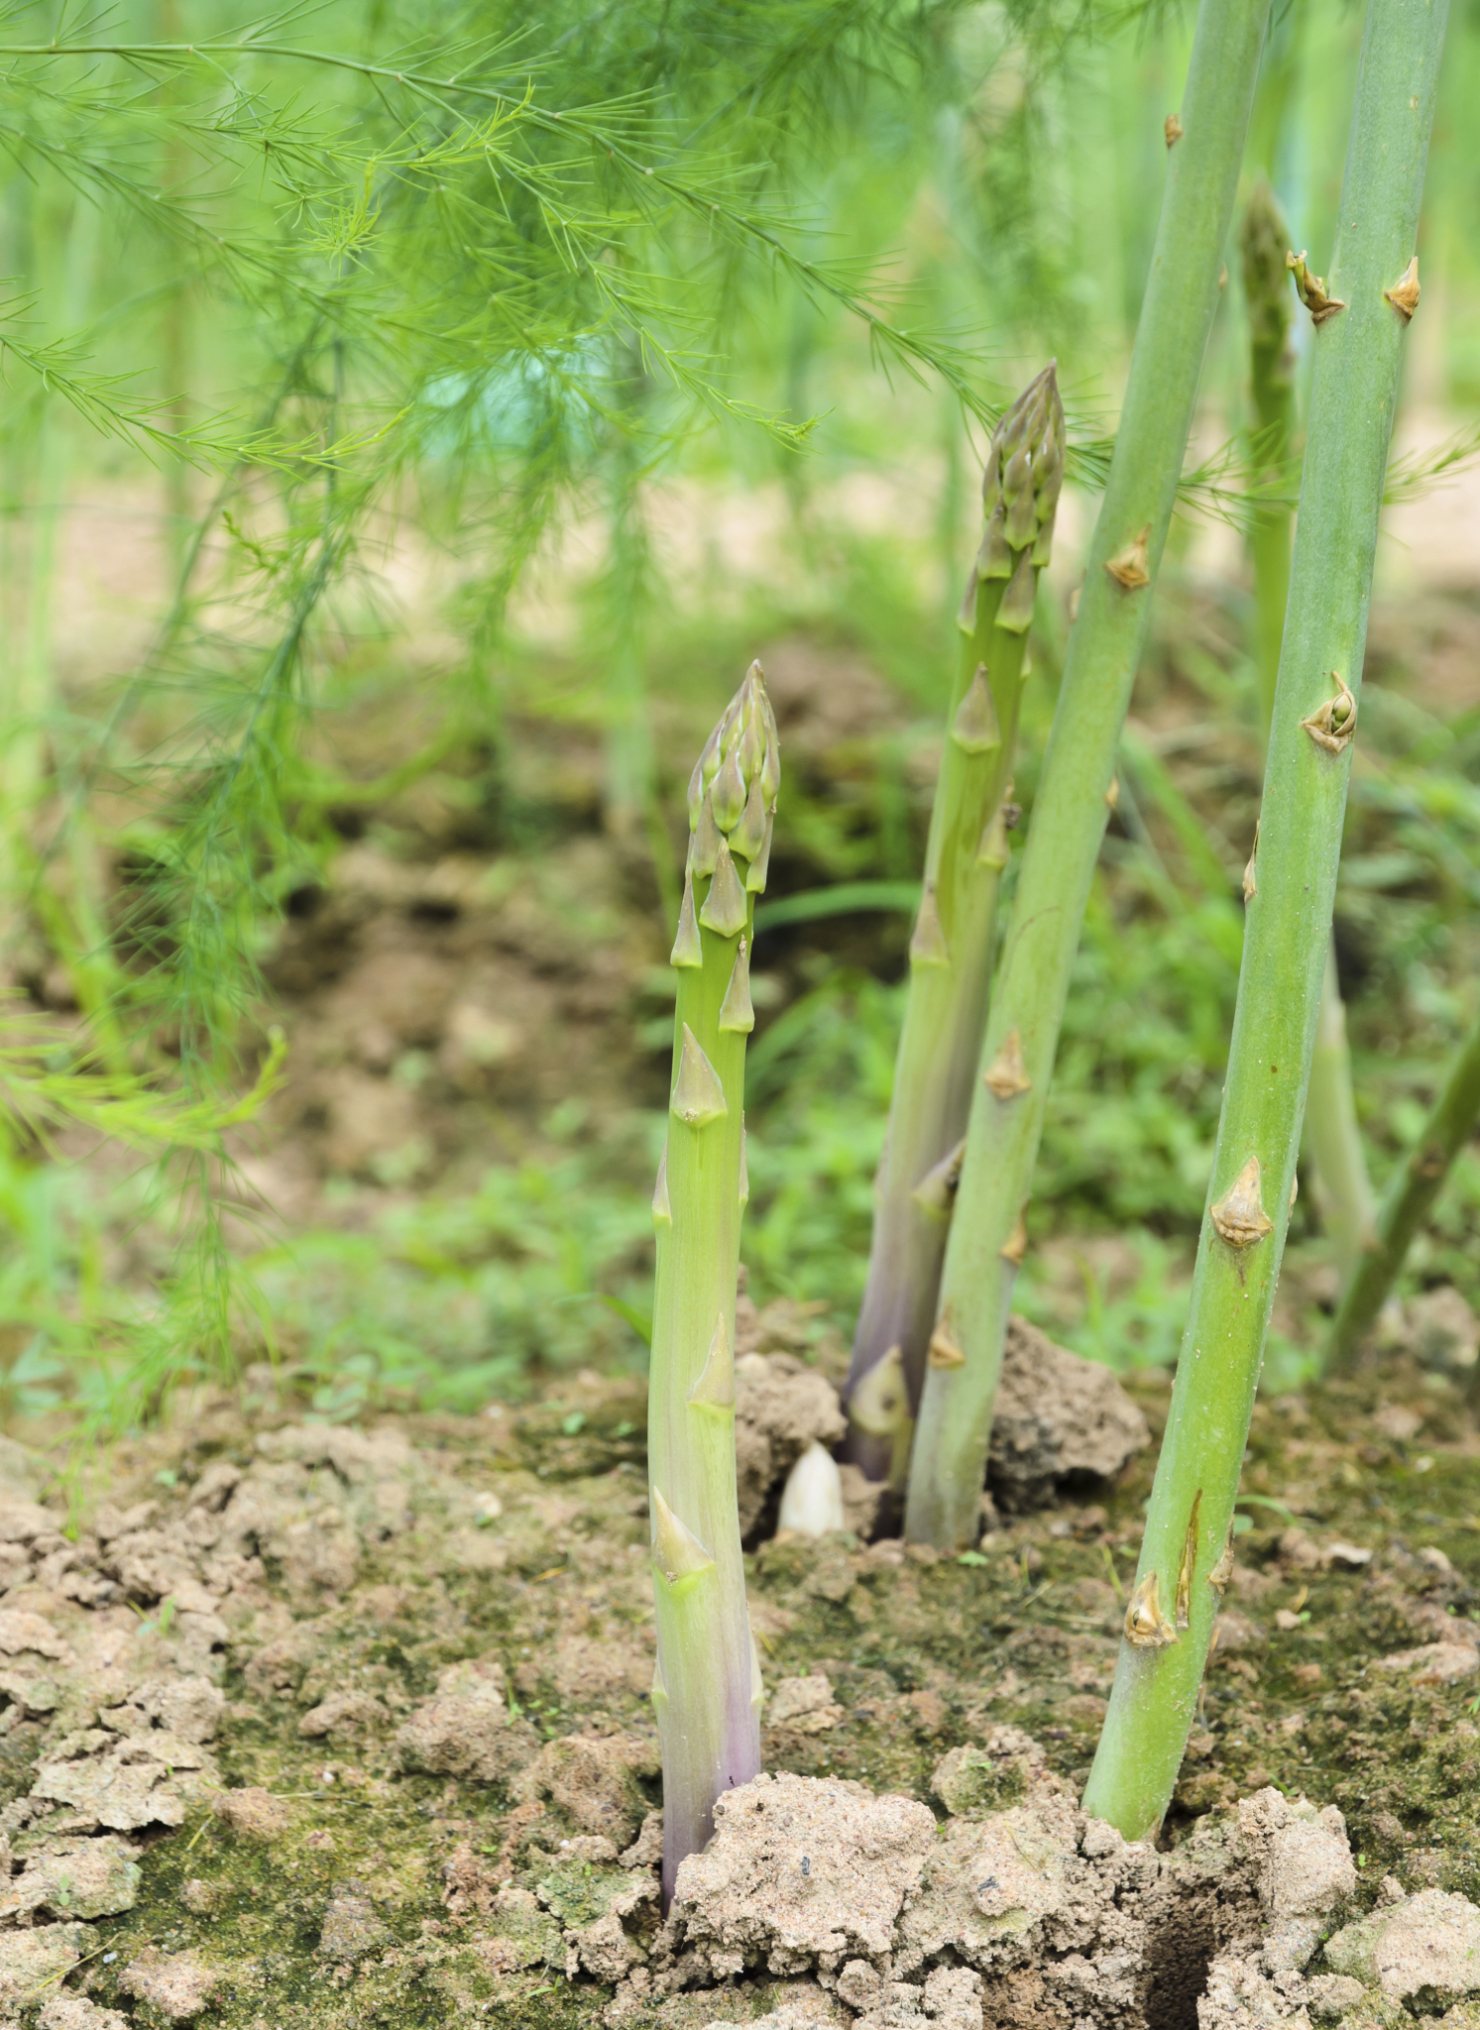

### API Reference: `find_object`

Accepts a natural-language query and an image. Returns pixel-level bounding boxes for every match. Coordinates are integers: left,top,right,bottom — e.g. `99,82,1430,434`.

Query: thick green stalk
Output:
1084,0,1448,1840
648,664,778,1903
845,369,1064,1472
1243,181,1378,1282
1327,1007,1480,1366
904,0,1273,1550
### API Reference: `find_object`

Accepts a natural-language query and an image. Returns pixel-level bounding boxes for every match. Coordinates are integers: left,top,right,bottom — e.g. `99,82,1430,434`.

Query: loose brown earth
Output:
0,1310,1478,2029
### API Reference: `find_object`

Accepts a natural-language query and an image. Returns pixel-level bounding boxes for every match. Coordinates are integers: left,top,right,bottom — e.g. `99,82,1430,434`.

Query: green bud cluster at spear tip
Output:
648,661,778,1905
1084,0,1449,1843
844,366,1064,1477
903,0,1275,1552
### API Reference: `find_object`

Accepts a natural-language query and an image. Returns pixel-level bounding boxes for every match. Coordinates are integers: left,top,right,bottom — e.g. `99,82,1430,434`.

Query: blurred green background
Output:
0,0,1477,1428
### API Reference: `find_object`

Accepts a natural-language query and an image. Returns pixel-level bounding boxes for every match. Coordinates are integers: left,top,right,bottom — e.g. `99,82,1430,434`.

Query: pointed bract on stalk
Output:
719,937,755,1034
905,0,1275,1554
845,365,1065,1470
689,1315,736,1412
1084,0,1448,1842
648,661,779,1904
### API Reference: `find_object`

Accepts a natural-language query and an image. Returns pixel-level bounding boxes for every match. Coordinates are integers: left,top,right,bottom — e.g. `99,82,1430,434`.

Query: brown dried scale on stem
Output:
1287,249,1347,326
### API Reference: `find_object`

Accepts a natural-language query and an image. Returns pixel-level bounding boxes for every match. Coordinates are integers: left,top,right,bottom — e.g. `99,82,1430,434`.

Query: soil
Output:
0,1311,1477,2029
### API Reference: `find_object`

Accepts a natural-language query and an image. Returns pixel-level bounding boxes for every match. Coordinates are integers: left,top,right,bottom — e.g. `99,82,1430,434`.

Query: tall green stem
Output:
1304,941,1379,1278
1242,178,1296,736
1084,0,1448,1840
1243,180,1379,1282
903,0,1273,1550
845,370,1063,1473
1327,1007,1480,1366
648,664,778,1903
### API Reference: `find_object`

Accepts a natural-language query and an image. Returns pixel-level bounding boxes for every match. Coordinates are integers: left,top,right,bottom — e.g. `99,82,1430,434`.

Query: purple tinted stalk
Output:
845,369,1064,1475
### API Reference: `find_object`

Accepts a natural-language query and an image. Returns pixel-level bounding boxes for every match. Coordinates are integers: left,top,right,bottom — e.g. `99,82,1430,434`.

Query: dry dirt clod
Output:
670,1771,936,1974
116,1948,221,2021
1374,1641,1480,1686
621,1811,665,1871
930,1724,1054,1816
37,1998,131,2030
298,1688,391,1737
1325,1888,1480,2006
395,1656,534,1783
0,1925,88,2010
988,1319,1151,1512
516,1733,660,1847
214,1784,292,1842
734,1353,848,1540
766,1674,844,1735
318,1880,392,1961
0,1834,140,1921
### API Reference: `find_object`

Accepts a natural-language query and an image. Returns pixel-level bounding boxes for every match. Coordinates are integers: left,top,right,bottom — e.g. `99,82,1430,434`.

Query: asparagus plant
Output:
1243,181,1378,1284
648,663,778,1903
1083,0,1448,1840
903,0,1274,1550
1328,1007,1480,1367
844,368,1064,1474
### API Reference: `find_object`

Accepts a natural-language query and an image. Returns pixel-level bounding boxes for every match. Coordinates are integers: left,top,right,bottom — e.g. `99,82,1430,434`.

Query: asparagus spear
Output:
904,0,1275,1550
844,368,1064,1470
1083,0,1448,1840
1327,1007,1480,1367
649,663,779,1902
1243,181,1378,1282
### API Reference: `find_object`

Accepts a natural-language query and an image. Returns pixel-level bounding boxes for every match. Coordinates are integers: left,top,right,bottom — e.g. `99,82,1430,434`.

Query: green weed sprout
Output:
1243,180,1378,1283
845,366,1064,1475
1083,0,1448,1840
648,663,778,1903
903,0,1275,1550
1328,1007,1480,1366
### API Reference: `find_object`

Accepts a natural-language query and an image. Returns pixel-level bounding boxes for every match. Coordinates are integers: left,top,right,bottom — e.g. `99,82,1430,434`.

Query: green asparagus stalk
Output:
903,0,1274,1550
1083,0,1448,1841
1241,178,1296,736
1327,1007,1480,1366
844,369,1064,1472
1243,181,1379,1283
648,662,778,1903
1304,941,1379,1279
